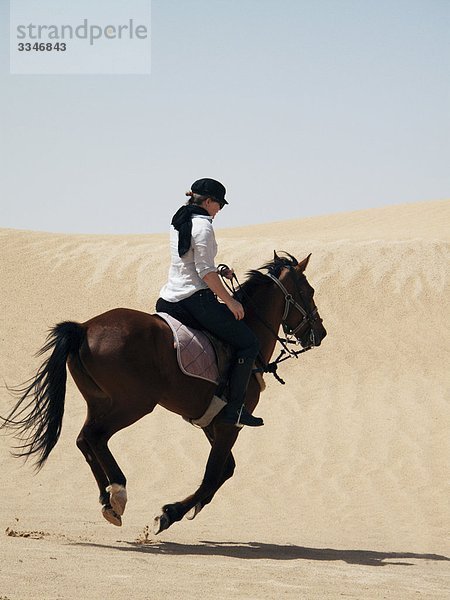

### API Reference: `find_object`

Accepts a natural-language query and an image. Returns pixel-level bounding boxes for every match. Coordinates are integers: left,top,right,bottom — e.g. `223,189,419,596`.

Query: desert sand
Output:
0,199,449,599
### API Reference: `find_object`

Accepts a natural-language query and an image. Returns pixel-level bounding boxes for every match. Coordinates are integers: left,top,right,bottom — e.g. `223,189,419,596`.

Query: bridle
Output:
265,267,319,347
266,270,317,337
218,263,321,383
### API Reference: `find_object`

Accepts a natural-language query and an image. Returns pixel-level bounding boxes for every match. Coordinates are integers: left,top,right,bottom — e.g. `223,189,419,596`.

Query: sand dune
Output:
0,199,449,599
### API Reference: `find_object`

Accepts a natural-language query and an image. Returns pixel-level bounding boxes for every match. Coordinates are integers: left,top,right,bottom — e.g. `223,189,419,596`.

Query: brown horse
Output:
2,251,326,533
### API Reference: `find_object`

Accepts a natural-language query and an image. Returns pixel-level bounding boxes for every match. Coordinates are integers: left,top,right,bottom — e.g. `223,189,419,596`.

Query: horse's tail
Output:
1,321,85,470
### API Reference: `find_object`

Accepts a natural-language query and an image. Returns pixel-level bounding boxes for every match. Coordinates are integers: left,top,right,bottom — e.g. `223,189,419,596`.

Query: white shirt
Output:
159,214,218,302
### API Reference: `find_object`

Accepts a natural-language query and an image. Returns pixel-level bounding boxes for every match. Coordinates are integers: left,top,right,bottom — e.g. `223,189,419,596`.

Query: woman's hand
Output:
219,267,235,280
203,271,245,319
225,297,245,320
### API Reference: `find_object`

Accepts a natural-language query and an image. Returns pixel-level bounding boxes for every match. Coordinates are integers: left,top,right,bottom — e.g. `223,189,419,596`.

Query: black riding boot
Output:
221,358,264,427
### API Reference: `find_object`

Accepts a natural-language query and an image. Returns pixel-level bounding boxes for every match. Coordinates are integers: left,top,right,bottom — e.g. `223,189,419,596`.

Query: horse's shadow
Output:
74,539,449,567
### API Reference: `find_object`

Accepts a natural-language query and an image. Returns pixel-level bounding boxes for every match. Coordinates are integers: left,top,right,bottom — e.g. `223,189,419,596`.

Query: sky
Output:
1,0,449,234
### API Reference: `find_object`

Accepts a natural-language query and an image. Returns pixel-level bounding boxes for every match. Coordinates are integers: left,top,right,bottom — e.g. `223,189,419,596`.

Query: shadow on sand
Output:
73,539,449,567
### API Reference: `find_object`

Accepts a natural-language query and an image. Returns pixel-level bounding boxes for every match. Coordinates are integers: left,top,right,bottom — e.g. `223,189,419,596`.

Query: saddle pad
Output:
156,312,219,384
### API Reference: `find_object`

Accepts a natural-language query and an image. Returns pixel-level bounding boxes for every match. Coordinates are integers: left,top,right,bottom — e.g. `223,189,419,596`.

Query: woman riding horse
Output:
1,198,326,531
156,178,263,428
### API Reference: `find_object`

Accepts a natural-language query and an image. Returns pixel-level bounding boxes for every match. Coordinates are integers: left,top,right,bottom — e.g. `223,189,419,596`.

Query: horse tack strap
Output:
265,272,308,320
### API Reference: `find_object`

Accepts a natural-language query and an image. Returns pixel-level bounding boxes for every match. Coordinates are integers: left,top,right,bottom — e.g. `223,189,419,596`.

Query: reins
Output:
218,264,314,385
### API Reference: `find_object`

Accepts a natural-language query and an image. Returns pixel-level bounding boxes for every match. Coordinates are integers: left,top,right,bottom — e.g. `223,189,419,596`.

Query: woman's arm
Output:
191,218,244,320
203,272,245,320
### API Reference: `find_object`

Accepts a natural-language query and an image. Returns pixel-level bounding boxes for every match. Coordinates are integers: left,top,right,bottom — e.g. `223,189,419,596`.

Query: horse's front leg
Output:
185,425,236,521
185,451,236,521
154,423,239,534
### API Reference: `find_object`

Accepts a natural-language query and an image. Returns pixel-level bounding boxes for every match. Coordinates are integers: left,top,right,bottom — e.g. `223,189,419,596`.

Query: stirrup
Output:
221,405,264,428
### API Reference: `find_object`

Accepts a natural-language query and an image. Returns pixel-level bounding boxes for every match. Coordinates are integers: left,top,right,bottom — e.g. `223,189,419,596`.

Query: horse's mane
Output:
234,252,298,302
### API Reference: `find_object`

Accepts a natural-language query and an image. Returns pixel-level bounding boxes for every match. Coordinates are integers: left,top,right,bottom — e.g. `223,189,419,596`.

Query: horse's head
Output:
270,251,327,348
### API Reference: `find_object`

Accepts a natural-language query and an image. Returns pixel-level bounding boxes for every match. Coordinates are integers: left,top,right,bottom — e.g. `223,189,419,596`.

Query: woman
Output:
156,177,263,428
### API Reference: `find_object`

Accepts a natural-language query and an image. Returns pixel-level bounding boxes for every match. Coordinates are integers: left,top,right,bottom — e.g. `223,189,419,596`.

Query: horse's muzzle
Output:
313,322,327,347
304,321,326,348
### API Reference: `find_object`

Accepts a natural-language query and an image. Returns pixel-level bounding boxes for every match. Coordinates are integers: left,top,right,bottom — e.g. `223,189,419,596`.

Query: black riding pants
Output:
156,289,259,361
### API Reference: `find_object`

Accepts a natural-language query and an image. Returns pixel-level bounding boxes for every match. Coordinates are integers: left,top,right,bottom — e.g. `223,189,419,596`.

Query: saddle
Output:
155,312,265,428
156,312,233,391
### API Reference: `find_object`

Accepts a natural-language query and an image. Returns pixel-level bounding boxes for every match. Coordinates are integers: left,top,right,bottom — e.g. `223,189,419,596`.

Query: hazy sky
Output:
1,0,449,234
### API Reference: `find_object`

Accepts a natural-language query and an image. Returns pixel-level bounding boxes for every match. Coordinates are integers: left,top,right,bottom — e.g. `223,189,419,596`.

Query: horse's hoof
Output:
185,503,202,521
106,483,127,516
102,505,122,527
153,512,170,535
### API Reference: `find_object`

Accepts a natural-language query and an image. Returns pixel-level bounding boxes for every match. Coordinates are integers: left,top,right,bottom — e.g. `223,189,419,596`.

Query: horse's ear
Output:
297,253,311,272
273,250,280,262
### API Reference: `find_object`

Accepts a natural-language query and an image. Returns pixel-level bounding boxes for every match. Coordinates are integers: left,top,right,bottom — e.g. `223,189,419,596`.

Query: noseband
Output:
266,268,319,345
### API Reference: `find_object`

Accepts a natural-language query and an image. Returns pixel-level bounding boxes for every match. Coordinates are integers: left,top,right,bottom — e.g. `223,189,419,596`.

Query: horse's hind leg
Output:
80,419,129,523
81,398,156,526
68,357,127,525
77,419,126,526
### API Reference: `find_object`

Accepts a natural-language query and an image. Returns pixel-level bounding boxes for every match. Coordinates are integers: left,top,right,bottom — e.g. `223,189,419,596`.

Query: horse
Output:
1,251,326,534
